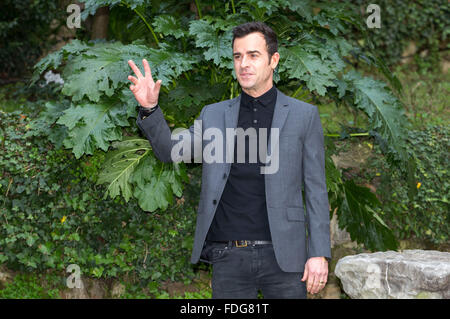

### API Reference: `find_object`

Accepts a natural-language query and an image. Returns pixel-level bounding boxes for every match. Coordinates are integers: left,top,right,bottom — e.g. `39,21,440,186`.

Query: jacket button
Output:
223,173,227,179
213,200,217,205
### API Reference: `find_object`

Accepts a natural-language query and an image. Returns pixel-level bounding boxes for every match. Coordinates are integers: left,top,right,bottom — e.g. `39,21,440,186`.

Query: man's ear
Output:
271,52,280,69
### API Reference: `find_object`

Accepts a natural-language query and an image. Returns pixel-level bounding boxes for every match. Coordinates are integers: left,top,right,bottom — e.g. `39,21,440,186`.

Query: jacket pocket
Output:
286,206,305,222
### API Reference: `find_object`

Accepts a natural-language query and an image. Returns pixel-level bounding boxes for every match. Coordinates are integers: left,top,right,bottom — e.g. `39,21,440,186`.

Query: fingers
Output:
301,267,308,282
318,276,328,291
302,259,328,294
154,79,162,93
128,60,144,79
128,75,138,85
305,275,323,294
307,275,317,294
308,272,328,294
302,266,318,294
143,59,154,82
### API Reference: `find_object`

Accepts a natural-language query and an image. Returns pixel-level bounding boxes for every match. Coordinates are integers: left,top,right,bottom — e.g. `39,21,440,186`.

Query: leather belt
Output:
212,240,272,247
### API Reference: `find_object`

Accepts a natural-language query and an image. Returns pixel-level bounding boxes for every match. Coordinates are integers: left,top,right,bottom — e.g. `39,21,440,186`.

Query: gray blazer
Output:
136,88,331,272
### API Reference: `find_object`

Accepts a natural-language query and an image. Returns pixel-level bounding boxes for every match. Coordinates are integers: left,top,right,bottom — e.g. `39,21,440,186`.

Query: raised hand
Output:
127,59,162,109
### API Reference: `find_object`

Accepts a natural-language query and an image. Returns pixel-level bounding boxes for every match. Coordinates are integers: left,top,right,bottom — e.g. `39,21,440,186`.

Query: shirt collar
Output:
241,85,277,108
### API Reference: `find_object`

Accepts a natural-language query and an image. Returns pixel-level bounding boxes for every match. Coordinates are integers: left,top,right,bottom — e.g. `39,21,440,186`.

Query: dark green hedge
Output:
0,0,66,79
0,107,203,283
344,0,449,69
364,125,449,245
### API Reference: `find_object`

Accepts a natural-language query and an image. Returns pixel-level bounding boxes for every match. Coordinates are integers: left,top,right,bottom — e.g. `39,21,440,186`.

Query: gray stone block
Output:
335,250,450,299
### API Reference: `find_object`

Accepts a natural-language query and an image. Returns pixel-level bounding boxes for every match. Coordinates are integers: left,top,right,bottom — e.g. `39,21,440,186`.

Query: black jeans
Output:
205,241,306,299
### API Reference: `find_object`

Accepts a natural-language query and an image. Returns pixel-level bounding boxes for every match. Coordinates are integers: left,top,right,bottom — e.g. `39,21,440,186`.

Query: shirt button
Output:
253,119,257,124
253,108,257,112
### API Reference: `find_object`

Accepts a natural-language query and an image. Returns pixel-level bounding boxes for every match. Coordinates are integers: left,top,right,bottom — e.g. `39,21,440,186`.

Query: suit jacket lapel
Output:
267,89,289,153
225,95,241,163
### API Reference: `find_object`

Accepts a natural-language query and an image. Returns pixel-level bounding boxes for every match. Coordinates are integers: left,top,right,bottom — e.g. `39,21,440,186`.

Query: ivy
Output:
344,0,449,69
0,110,201,282
376,125,449,245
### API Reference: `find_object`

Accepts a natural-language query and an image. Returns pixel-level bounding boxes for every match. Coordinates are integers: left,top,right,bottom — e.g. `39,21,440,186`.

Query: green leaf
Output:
98,137,188,211
30,39,90,85
337,179,398,251
189,19,233,69
56,96,129,158
240,0,291,19
61,41,128,102
25,234,37,247
279,36,345,95
80,0,127,20
59,41,196,103
161,77,228,125
0,254,8,263
312,2,353,35
38,244,50,255
97,137,150,202
132,160,187,212
134,173,172,212
284,0,313,23
153,15,185,39
92,266,104,278
343,70,409,162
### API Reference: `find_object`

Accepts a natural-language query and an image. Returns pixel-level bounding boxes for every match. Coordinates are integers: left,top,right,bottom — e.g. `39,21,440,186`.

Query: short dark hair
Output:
232,21,278,63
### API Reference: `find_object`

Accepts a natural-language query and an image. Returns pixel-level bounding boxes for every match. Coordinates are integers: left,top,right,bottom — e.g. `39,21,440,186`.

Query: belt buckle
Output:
235,240,247,248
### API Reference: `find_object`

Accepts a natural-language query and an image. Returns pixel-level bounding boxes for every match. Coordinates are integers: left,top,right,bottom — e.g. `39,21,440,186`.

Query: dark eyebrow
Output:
233,50,261,56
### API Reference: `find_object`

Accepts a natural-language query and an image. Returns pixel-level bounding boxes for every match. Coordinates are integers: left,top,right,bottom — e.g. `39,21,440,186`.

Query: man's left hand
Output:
301,257,328,294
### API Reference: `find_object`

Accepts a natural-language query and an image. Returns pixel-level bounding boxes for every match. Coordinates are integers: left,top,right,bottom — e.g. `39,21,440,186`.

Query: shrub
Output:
0,109,202,283
0,0,66,79
365,125,449,245
344,0,449,70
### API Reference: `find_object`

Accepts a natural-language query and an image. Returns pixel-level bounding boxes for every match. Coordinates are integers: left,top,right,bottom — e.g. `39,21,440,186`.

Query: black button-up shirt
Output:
206,85,277,241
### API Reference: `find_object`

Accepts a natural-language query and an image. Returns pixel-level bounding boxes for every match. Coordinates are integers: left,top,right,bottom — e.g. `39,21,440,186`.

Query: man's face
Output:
233,32,279,97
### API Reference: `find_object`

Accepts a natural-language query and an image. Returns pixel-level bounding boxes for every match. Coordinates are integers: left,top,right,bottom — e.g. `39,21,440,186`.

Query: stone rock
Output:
335,250,450,299
331,143,372,170
306,272,343,299
330,208,356,248
60,278,89,299
441,59,450,74
0,266,14,288
60,277,106,299
401,41,417,64
111,282,126,298
322,283,342,299
86,279,106,299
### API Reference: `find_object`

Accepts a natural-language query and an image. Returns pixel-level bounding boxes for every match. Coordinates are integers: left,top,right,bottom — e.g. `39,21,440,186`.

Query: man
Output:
128,21,331,299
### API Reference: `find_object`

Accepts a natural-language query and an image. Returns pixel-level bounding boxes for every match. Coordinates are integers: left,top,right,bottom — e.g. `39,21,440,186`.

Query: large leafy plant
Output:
31,0,412,251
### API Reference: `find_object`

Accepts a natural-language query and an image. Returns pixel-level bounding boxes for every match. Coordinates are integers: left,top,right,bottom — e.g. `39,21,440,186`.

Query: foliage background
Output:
0,0,67,80
0,0,448,297
344,0,449,70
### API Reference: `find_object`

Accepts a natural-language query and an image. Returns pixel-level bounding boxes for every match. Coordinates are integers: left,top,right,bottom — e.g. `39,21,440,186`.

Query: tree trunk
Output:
90,6,109,40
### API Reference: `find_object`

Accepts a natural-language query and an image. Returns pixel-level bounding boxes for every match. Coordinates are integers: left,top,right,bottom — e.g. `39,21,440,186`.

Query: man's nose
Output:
241,55,249,68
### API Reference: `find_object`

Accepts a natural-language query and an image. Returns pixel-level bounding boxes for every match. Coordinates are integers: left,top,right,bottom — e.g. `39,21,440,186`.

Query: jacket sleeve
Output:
302,105,331,261
136,105,206,163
